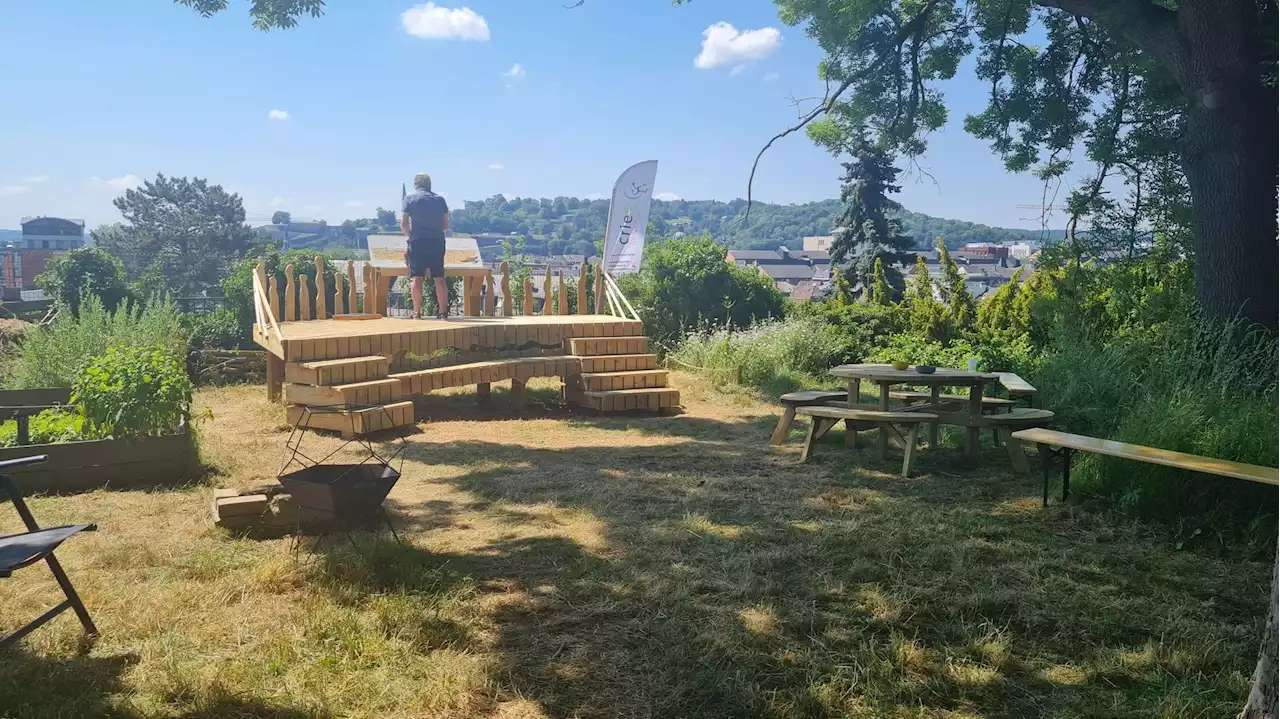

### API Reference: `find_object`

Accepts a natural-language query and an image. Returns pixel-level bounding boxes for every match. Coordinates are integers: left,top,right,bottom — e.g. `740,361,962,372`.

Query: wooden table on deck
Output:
829,364,997,459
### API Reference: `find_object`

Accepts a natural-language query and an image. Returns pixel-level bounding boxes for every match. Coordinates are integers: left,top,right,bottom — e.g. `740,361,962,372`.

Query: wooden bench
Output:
770,390,848,445
995,372,1037,405
1011,427,1279,507
796,406,937,477
890,390,1016,411
980,408,1055,475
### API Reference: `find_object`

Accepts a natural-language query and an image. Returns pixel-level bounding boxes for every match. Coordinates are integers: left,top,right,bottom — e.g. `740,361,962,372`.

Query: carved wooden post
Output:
284,264,297,321
332,271,345,315
542,271,552,315
484,270,496,316
362,263,374,314
298,273,312,320
313,256,327,319
523,278,534,316
268,275,281,321
557,271,568,315
500,261,512,316
594,263,605,314
383,273,394,316
347,261,358,315
462,275,474,316
577,261,588,314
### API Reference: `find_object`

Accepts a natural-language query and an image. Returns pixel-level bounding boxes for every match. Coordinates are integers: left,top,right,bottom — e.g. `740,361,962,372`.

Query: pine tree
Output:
977,268,1025,336
937,239,976,331
908,255,947,341
829,132,915,301
869,257,892,306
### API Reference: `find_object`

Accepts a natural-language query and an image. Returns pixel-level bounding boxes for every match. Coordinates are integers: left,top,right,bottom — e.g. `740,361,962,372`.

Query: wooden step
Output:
567,336,650,357
284,378,403,407
578,354,658,373
583,387,680,413
393,356,581,394
286,401,415,438
285,355,389,386
581,369,668,392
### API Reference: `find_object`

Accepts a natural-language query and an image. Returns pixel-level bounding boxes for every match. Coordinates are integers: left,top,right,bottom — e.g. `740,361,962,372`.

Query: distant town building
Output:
802,235,834,252
961,242,1010,259
726,246,832,300
22,216,85,251
2,217,86,295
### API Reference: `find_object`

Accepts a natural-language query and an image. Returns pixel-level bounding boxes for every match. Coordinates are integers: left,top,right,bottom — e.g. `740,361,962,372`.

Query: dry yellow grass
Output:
0,372,1271,718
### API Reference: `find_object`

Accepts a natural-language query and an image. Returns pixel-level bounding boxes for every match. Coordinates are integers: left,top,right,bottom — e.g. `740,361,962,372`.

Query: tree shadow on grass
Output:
380,425,1268,718
0,648,331,719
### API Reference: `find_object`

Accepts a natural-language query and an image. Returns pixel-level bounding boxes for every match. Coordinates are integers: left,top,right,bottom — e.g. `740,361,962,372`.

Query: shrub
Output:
672,316,843,396
73,346,192,439
0,410,86,447
223,248,344,335
5,295,190,390
184,307,246,350
35,247,131,316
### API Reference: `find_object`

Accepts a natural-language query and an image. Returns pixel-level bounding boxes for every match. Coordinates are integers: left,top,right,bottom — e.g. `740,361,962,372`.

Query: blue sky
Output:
0,0,1067,231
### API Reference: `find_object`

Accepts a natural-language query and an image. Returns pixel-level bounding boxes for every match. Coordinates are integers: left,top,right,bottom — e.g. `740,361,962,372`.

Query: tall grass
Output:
671,317,843,397
5,295,190,390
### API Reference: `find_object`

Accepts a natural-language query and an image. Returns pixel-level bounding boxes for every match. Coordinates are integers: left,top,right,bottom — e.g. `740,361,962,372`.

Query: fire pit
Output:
278,404,406,538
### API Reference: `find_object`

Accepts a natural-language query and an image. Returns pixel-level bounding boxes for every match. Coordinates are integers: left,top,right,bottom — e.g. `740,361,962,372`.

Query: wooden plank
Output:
298,274,312,320
1011,428,1280,485
523,279,534,316
347,261,358,314
267,354,283,403
996,372,1038,395
314,256,328,319
594,264,605,314
501,262,513,316
284,264,297,321
577,262,589,314
268,275,281,321
484,270,497,316
558,272,569,315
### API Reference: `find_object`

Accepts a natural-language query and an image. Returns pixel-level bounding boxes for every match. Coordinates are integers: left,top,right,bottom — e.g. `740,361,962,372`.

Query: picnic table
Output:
829,364,996,459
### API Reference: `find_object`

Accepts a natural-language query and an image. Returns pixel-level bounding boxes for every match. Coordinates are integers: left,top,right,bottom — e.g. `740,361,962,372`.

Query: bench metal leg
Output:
799,417,820,462
770,407,796,446
1037,444,1073,507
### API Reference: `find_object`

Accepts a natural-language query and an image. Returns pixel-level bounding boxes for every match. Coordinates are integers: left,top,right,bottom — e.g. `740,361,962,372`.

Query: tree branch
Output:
1035,0,1183,82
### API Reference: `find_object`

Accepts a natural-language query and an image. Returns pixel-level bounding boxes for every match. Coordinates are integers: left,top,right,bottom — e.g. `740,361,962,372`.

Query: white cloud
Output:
96,174,141,190
267,196,289,209
401,2,490,41
585,192,606,201
729,64,747,76
303,204,326,214
503,63,525,79
21,174,49,184
488,163,505,171
345,200,365,208
268,109,289,120
654,192,681,202
0,185,27,197
762,72,780,82
694,22,781,69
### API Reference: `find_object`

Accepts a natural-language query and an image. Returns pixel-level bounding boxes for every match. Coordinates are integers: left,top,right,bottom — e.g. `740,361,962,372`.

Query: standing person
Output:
401,172,451,319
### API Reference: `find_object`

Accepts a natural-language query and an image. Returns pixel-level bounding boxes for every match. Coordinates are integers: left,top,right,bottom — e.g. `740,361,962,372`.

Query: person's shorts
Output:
406,237,445,278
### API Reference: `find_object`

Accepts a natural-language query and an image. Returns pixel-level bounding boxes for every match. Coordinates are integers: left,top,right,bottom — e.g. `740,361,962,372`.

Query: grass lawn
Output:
0,373,1271,718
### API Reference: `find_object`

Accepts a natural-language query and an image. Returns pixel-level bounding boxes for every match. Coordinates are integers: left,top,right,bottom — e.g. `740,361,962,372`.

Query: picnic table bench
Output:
1012,427,1280,507
796,406,936,477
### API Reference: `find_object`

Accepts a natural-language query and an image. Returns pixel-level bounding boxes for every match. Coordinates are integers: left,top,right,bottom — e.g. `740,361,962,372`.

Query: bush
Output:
72,346,192,439
184,307,246,349
35,247,131,316
5,295,190,390
0,410,86,447
672,317,843,396
223,247,345,336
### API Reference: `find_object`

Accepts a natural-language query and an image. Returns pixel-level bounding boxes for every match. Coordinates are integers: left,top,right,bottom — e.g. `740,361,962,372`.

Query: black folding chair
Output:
0,455,98,649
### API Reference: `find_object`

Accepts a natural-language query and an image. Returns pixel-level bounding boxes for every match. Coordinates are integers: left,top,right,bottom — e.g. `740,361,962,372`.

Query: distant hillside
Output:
449,196,1063,257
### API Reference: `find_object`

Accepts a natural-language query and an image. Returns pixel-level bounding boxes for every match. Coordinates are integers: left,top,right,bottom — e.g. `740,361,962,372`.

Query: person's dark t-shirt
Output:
402,190,448,243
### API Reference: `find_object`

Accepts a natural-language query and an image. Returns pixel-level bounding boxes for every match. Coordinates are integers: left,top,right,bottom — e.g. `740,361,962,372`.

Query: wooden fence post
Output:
523,279,534,316
314,256,327,320
558,271,568,315
577,261,588,314
594,263,605,314
298,274,312,320
332,271,345,315
268,275,281,320
484,270,496,316
284,264,297,321
347,261,358,315
542,271,552,315
500,261,512,317
362,264,374,315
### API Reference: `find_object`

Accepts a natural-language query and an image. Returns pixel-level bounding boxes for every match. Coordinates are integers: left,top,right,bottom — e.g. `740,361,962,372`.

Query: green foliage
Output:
99,173,255,295
906,255,949,341
869,257,891,306
222,247,345,335
73,347,192,439
615,234,785,348
672,317,844,396
830,135,916,296
0,410,86,448
977,268,1026,337
35,246,132,316
272,210,291,225
184,307,245,350
6,295,190,390
936,240,976,330
174,0,324,30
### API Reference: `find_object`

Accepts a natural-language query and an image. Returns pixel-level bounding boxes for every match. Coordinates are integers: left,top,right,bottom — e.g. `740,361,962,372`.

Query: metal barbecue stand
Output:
278,403,407,556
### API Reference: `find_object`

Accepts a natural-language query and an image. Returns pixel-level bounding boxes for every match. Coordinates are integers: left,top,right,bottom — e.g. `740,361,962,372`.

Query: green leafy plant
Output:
184,307,247,350
35,246,132,316
0,410,86,447
72,347,192,439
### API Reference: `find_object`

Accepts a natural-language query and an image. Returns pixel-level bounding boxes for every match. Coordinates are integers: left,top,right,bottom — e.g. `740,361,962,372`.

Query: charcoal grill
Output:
278,403,407,541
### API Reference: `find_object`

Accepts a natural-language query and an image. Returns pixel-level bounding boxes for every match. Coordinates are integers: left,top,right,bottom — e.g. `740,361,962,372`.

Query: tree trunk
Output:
1177,0,1279,330
1242,555,1278,719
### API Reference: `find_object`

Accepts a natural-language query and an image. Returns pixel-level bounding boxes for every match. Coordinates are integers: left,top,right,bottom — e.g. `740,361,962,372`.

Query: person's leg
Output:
411,276,424,318
434,277,449,318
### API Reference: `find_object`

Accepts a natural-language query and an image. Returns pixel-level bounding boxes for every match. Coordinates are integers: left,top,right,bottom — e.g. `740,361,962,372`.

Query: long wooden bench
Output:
796,406,937,477
770,390,849,445
995,372,1037,405
1011,427,1279,507
890,390,1016,410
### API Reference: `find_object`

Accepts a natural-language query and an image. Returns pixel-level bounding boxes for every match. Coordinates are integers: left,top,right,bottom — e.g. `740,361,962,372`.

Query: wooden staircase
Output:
563,337,680,413
283,355,415,437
